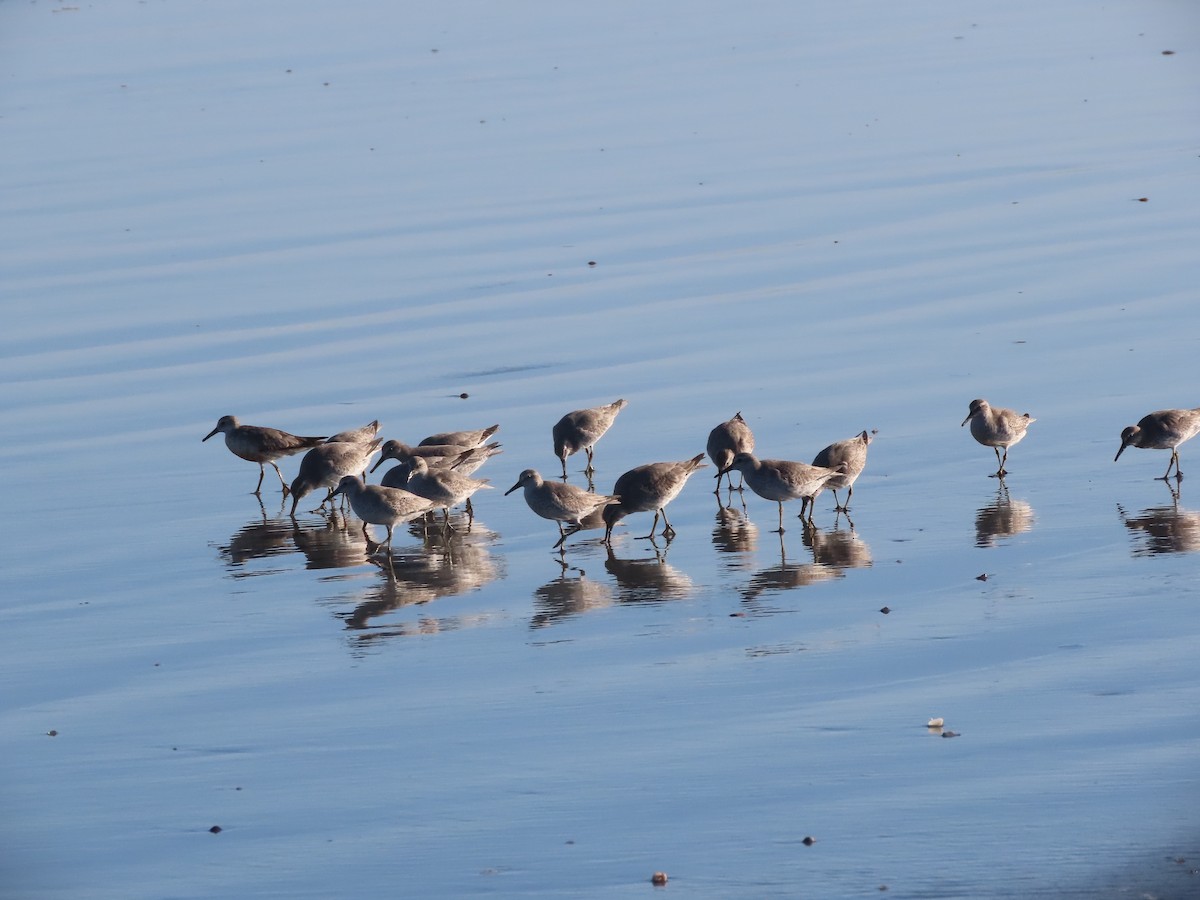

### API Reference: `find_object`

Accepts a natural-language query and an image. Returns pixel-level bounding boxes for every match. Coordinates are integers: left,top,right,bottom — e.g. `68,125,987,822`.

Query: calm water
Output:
3,1,1200,897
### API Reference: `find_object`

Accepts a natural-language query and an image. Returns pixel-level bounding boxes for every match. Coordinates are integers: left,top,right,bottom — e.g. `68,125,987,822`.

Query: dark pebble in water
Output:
1162,50,1175,55
47,730,58,737
976,573,988,581
209,825,222,834
942,731,960,738
588,260,597,266
459,393,469,399
879,606,890,614
802,836,816,845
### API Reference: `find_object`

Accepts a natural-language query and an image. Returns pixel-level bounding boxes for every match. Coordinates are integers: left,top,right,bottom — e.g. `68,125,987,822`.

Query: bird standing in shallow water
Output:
330,475,434,550
961,398,1035,478
707,412,755,493
202,415,327,496
812,430,874,511
720,451,846,531
552,399,628,477
1115,407,1200,480
506,468,620,549
385,455,491,527
602,454,707,543
289,439,382,515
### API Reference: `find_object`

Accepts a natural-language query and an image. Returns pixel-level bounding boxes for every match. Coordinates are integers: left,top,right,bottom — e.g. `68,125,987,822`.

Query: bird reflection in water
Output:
216,497,297,573
712,495,758,570
974,482,1035,548
530,561,614,628
603,544,695,605
1119,482,1200,556
336,518,503,636
805,522,873,571
290,508,372,570
740,531,844,606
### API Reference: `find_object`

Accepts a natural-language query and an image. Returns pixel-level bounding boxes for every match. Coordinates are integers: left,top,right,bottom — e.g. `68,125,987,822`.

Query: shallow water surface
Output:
3,1,1200,898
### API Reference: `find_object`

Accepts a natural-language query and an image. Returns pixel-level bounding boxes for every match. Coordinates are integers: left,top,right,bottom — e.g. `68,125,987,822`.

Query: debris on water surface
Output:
927,717,944,728
879,606,890,614
46,730,58,737
802,836,816,846
942,730,960,738
976,573,988,581
651,871,668,885
209,825,222,834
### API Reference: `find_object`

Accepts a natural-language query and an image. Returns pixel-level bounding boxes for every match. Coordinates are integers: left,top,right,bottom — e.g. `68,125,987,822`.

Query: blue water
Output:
3,1,1200,897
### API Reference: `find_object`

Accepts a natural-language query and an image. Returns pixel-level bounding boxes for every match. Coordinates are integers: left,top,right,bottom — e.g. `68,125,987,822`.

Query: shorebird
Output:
202,415,326,495
1115,407,1200,480
330,476,434,550
385,455,491,526
419,424,500,449
707,412,755,493
288,439,382,515
602,454,707,543
552,399,628,477
961,398,1035,478
371,438,501,473
325,420,381,444
812,430,874,511
506,468,620,549
720,451,846,531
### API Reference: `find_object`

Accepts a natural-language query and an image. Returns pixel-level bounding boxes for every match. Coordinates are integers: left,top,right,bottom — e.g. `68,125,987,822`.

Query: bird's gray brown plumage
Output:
506,468,621,549
602,454,707,543
385,455,491,526
289,439,382,515
707,412,755,493
552,400,628,477
812,430,873,511
325,420,381,444
329,475,434,550
419,424,500,450
720,451,847,531
961,398,1035,478
1115,407,1200,480
202,415,327,495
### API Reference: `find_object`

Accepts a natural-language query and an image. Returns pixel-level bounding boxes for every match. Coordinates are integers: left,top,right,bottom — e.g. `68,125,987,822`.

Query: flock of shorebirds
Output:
202,399,1200,552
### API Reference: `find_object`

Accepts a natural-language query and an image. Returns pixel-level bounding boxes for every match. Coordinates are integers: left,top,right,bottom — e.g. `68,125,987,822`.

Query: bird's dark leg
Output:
1161,450,1182,481
584,446,595,474
270,461,289,494
254,465,267,495
660,508,675,538
639,510,662,540
775,502,786,534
